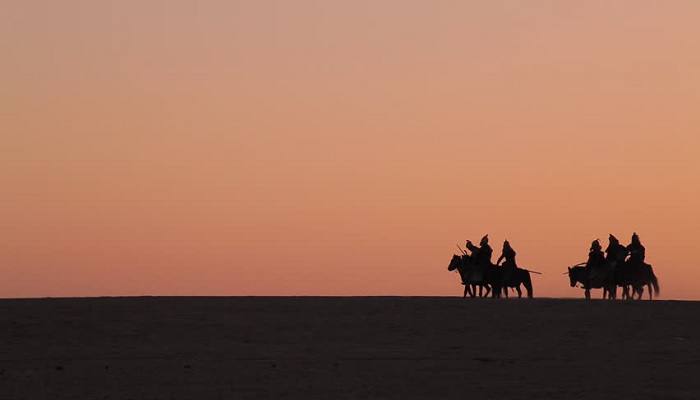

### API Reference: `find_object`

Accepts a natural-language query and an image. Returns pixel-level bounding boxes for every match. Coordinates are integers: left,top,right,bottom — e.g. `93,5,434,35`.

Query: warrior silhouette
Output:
466,234,492,267
626,232,646,267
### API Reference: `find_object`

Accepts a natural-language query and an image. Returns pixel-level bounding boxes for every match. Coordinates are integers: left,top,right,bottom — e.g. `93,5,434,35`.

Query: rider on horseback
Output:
584,239,605,288
605,234,628,269
586,239,605,269
626,232,646,268
496,239,518,283
466,235,493,267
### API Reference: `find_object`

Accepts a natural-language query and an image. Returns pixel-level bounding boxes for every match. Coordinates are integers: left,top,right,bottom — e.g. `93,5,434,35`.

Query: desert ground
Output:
1,296,698,399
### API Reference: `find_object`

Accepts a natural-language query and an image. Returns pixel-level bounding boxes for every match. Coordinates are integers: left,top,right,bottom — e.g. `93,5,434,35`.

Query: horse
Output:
447,254,475,297
447,254,502,298
612,262,660,300
567,265,616,300
500,267,534,298
447,254,488,298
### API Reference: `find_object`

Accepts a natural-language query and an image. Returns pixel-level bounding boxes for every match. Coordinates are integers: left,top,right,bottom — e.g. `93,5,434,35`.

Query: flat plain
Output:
1,296,698,399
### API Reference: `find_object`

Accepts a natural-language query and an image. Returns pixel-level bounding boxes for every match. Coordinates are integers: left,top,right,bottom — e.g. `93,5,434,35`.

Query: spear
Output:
522,269,543,275
456,243,467,255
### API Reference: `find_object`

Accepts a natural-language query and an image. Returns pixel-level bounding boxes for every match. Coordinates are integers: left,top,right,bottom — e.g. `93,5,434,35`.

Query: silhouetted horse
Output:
501,267,534,298
612,262,660,300
567,265,616,300
447,254,486,297
447,254,502,298
448,254,472,297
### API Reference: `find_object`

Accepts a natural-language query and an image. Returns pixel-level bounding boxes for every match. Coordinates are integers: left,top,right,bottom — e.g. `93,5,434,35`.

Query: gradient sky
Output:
2,1,699,299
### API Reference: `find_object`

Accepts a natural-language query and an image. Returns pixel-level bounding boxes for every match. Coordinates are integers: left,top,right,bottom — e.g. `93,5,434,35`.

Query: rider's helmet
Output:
590,239,602,251
480,235,489,246
631,232,640,244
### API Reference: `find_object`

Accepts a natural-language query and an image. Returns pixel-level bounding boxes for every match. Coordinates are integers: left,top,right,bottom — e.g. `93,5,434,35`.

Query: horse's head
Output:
568,267,576,287
448,254,461,271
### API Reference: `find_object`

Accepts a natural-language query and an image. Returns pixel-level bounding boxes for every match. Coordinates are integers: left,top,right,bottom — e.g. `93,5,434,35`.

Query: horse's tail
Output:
646,264,660,297
651,274,660,297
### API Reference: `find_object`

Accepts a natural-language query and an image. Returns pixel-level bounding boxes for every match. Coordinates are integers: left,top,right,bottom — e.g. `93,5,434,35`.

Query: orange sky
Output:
2,1,699,299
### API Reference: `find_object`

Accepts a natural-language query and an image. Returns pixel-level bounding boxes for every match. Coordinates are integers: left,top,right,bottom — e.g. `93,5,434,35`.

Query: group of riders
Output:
586,233,645,276
574,232,657,299
461,234,520,283
463,232,647,277
453,232,656,299
453,234,534,298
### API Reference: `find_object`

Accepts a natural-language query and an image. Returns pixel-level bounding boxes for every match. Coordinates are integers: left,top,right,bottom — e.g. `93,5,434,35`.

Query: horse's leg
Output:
503,285,509,298
516,285,522,298
585,289,590,300
647,283,652,300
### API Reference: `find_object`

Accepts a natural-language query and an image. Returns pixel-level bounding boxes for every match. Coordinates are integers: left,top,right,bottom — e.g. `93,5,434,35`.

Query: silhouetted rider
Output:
586,239,605,270
466,234,493,267
605,234,628,269
626,232,646,267
496,240,517,268
497,239,518,282
584,239,605,289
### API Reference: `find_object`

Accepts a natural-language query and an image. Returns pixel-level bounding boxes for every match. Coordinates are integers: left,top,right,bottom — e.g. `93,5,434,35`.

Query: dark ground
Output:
1,296,698,399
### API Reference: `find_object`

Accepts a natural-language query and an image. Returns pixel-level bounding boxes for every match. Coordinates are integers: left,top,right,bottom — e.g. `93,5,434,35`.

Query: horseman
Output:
626,232,646,268
496,239,518,282
584,239,606,289
605,234,628,269
586,239,605,270
466,234,493,267
496,240,517,268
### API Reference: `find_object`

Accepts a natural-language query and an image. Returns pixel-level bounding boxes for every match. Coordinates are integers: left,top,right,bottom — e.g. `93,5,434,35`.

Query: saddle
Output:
588,266,609,285
470,264,486,283
503,265,517,284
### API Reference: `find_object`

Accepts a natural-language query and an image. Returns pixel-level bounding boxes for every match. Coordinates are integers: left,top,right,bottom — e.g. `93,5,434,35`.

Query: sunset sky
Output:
2,1,699,299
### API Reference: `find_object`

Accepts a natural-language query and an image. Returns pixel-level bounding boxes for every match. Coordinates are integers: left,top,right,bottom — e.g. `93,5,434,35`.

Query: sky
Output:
2,1,699,299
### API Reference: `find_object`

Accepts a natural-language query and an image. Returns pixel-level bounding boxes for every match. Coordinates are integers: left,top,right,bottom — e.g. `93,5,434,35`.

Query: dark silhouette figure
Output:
496,240,517,268
448,254,478,297
607,232,659,299
465,235,494,297
496,240,533,298
601,234,629,298
447,254,503,298
569,234,660,300
501,268,534,298
586,239,605,270
605,234,628,269
465,235,493,266
611,262,660,300
572,239,617,299
612,232,647,298
568,265,616,300
626,232,646,267
583,239,610,296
